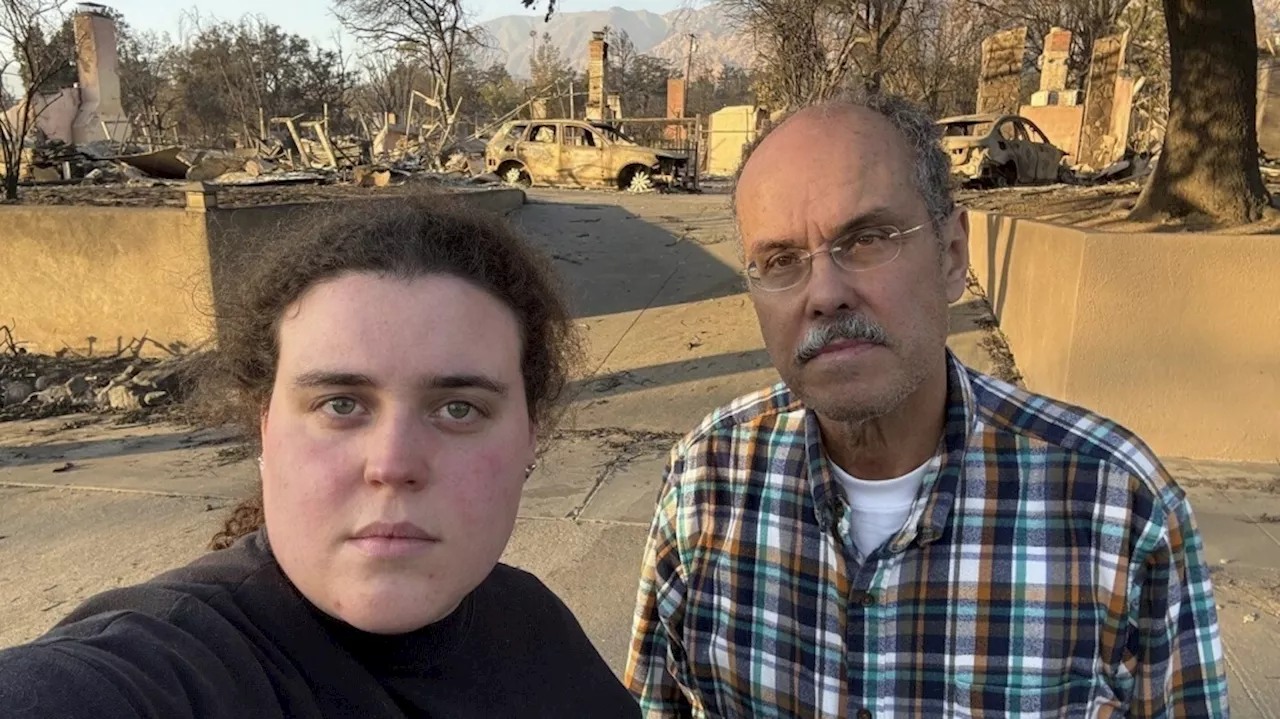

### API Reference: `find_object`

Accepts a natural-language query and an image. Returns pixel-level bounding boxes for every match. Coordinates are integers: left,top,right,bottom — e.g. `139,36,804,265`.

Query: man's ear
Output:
942,208,970,304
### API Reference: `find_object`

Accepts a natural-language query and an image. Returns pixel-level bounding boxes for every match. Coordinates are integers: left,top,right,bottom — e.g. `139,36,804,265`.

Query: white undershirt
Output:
828,459,930,558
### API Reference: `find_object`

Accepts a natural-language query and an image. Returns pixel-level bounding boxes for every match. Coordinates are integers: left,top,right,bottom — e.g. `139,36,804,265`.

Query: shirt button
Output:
858,709,873,719
850,591,876,607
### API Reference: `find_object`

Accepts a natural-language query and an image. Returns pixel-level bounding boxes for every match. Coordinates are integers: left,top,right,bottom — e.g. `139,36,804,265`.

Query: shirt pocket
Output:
951,675,1099,718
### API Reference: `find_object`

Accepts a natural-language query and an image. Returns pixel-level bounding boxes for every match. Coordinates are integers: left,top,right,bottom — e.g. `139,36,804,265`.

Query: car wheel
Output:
625,167,654,193
501,164,530,187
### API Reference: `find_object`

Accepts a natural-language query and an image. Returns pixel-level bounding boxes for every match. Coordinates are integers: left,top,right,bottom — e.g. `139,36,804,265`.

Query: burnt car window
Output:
505,124,529,141
531,125,557,143
563,126,599,147
1023,122,1050,144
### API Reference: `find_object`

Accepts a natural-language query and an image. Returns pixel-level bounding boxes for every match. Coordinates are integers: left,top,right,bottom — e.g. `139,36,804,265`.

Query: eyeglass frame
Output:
743,222,928,292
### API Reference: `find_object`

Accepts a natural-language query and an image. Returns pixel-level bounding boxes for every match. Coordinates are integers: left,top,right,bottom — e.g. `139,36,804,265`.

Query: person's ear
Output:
524,419,538,483
942,208,970,304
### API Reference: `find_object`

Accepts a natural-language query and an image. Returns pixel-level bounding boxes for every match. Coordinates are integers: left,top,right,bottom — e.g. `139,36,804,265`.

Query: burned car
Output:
484,119,690,191
938,114,1066,187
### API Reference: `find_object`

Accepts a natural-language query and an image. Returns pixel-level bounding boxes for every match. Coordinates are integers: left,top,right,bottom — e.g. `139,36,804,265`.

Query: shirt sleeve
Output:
624,453,696,718
0,641,141,719
0,597,279,719
1126,492,1229,718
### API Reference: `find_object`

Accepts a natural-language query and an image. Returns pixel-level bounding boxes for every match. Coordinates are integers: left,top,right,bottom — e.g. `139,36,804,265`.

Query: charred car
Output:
938,114,1066,187
484,120,691,191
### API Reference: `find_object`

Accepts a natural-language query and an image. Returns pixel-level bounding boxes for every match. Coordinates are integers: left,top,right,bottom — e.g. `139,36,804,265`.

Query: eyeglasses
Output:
745,223,926,292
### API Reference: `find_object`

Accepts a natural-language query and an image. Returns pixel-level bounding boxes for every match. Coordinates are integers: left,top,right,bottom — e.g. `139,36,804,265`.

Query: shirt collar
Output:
802,350,977,548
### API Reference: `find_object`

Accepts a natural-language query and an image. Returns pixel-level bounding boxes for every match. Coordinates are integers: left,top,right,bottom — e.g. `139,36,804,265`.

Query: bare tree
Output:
353,51,420,123
0,0,71,201
847,0,914,93
118,29,182,147
888,0,998,115
1130,0,1270,223
723,0,834,108
604,26,637,97
332,0,483,163
723,0,914,109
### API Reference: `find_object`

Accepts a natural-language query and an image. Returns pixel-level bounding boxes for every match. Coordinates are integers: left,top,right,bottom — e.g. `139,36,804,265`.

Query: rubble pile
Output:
1071,151,1156,185
13,122,499,196
19,138,155,186
0,346,196,422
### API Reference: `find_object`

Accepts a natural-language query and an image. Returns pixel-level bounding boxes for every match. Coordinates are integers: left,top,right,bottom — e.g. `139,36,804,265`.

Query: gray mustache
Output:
795,314,889,364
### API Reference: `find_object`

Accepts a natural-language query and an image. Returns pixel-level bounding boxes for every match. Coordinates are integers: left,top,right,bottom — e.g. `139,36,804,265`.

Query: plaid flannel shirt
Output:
625,353,1227,718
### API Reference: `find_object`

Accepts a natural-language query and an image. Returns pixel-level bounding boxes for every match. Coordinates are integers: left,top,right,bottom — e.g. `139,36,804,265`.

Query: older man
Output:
625,93,1226,718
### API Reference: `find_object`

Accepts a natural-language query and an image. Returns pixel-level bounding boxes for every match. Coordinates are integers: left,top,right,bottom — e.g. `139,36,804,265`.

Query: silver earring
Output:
525,462,538,477
257,455,264,467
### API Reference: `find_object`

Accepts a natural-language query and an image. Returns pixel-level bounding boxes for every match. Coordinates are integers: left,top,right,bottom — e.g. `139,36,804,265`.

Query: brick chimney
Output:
72,3,128,144
666,78,686,119
586,30,610,121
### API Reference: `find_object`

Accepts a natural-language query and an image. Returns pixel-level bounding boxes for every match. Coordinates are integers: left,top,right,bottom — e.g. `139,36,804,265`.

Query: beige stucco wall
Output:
0,189,526,356
707,105,760,176
967,210,1280,462
968,212,1088,400
0,205,214,356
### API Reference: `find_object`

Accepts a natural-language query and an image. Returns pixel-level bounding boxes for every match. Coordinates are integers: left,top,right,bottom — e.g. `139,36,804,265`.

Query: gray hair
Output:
732,91,956,239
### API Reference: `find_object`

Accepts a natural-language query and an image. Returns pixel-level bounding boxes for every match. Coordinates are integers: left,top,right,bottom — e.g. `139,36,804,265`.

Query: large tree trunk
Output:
1130,0,1270,223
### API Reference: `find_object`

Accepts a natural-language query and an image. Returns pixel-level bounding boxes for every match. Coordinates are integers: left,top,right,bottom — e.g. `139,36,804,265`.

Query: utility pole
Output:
529,30,538,78
684,33,696,84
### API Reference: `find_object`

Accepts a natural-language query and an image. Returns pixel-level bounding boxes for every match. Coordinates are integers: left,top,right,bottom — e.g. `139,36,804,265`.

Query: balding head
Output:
733,94,955,243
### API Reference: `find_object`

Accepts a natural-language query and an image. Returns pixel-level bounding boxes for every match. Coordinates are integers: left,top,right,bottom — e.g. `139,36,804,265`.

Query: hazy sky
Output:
99,0,695,49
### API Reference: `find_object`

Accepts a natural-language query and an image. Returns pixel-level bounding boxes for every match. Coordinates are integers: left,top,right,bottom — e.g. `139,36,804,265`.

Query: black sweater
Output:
0,531,640,718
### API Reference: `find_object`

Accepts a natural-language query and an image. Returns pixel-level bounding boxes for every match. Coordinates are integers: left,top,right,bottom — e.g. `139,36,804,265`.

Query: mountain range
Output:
477,4,755,79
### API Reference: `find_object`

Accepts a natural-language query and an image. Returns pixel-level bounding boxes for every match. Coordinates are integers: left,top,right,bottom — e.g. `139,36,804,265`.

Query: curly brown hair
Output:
201,194,581,550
